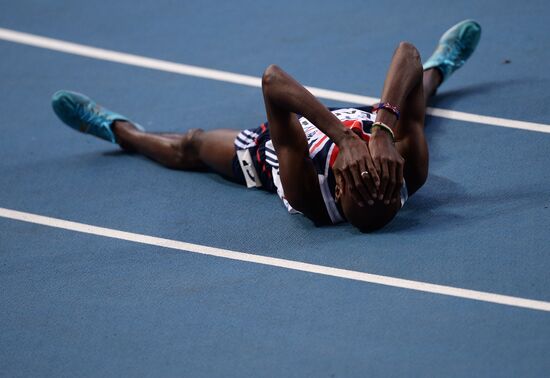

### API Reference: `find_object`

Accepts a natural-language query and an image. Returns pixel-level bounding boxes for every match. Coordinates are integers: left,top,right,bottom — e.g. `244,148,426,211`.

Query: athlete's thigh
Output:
196,129,240,178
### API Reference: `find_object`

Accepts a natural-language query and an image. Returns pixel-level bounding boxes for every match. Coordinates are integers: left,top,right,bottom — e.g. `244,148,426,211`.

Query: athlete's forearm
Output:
261,64,358,145
375,42,423,132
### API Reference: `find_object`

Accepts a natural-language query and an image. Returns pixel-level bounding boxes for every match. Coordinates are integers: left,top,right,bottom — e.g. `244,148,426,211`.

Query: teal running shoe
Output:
51,90,144,143
423,19,482,82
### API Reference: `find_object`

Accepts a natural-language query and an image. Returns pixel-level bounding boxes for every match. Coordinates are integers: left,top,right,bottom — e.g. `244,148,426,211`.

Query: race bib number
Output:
237,149,262,188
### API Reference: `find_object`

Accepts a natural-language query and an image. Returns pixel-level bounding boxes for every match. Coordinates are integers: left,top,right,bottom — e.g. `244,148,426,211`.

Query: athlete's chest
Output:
299,108,375,162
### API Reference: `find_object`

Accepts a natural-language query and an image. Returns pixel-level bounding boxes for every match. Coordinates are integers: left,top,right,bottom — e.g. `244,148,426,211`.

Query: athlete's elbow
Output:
262,64,284,92
397,41,420,59
396,41,422,71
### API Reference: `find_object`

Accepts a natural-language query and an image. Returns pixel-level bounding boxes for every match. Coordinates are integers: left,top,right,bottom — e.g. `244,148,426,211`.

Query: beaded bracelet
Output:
371,121,395,142
372,102,400,120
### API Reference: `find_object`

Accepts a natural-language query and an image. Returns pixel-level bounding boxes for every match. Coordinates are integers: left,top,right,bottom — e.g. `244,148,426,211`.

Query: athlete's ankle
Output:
422,68,443,99
112,120,141,151
424,68,443,87
112,120,141,135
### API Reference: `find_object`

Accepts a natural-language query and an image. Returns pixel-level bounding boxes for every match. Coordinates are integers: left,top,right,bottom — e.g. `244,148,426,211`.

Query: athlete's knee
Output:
182,128,205,153
172,129,204,169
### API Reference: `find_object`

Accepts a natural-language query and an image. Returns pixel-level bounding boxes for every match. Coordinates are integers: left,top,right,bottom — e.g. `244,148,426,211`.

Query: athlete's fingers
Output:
384,160,396,205
371,155,382,199
372,154,382,178
378,158,389,201
349,164,372,206
364,148,380,195
359,159,377,202
343,169,365,207
393,192,401,205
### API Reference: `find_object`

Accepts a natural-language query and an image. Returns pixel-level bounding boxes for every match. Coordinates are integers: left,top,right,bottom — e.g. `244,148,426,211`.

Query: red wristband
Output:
372,102,400,120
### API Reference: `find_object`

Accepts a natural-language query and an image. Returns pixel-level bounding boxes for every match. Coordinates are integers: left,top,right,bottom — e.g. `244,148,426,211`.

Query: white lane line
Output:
1,27,549,134
1,207,550,313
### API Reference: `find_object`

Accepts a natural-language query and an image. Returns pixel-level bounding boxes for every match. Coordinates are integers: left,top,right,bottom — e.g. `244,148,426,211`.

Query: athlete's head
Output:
334,175,399,232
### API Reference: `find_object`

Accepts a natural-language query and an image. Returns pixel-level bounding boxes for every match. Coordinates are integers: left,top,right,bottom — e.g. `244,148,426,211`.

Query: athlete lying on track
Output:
52,20,481,232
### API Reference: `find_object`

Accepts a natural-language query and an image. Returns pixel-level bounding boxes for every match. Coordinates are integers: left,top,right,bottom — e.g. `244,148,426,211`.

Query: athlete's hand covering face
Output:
332,134,380,207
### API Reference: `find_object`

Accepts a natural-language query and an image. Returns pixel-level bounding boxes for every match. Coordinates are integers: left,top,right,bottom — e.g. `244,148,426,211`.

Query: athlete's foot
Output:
51,90,144,144
423,19,482,83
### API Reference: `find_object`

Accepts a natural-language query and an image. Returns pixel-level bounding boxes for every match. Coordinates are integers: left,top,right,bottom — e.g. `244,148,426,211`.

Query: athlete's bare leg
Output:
423,68,442,106
112,121,238,179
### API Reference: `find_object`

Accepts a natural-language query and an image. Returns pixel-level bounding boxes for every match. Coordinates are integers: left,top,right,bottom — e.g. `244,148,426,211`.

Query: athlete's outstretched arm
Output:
262,64,380,209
